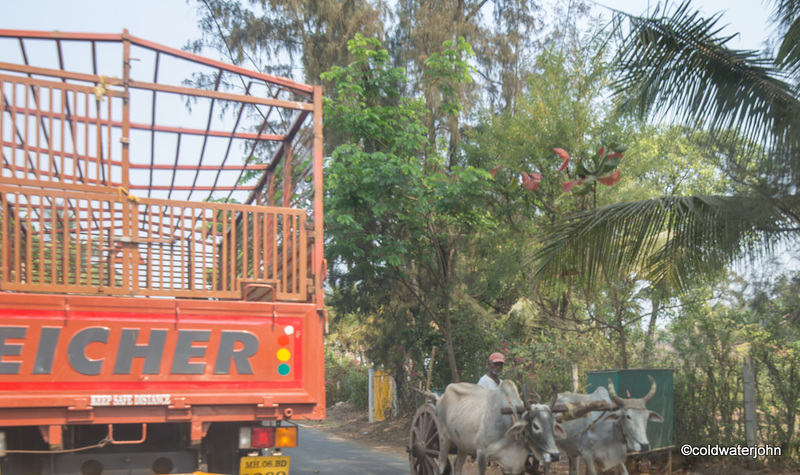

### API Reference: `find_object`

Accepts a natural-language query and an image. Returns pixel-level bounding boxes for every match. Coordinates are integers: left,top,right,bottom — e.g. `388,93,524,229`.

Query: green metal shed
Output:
586,368,674,450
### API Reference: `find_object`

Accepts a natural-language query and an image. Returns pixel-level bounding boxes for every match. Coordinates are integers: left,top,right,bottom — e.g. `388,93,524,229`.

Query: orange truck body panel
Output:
0,294,325,428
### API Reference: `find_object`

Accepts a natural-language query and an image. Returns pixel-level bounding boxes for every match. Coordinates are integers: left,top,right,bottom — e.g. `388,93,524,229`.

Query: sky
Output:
0,0,776,58
2,1,203,51
597,0,775,51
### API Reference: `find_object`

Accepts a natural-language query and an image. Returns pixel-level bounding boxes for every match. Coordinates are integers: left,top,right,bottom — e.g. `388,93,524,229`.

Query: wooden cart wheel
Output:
408,403,451,475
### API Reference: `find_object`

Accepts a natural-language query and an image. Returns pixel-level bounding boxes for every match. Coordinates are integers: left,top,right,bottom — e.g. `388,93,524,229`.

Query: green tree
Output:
665,289,748,449
188,0,385,82
532,1,800,292
464,31,652,368
323,35,494,383
748,273,800,464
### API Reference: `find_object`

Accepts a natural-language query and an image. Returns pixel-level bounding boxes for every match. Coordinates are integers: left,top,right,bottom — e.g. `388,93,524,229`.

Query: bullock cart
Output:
408,400,451,475
407,387,615,475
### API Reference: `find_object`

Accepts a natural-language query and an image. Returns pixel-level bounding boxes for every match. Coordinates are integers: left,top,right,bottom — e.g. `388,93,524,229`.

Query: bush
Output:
324,345,369,410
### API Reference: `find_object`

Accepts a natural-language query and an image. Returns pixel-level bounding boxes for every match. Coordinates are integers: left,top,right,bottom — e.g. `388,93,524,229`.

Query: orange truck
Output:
0,30,326,474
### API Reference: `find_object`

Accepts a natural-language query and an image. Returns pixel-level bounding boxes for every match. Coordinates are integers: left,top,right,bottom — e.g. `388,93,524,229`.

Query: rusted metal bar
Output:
243,110,310,206
129,80,312,111
312,85,324,307
148,50,161,193
230,209,237,293
0,101,283,141
48,87,56,179
1,29,313,94
186,72,224,201
211,209,218,291
24,197,32,284
121,30,132,293
125,33,313,95
0,62,123,88
0,176,121,194
131,163,268,171
0,30,122,42
224,87,281,203
282,142,293,208
104,90,112,184
129,185,257,191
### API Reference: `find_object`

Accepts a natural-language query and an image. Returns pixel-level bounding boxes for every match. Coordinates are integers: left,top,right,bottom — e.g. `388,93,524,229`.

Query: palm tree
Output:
533,1,800,291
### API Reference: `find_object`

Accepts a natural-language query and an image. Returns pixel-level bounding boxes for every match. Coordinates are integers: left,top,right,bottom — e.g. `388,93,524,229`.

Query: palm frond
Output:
611,1,800,160
770,0,800,31
532,195,800,292
776,13,800,82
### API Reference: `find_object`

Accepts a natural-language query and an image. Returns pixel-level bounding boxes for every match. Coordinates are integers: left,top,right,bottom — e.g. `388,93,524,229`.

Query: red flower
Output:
490,165,501,178
554,148,570,172
598,146,605,156
563,179,583,193
597,170,621,186
521,172,542,191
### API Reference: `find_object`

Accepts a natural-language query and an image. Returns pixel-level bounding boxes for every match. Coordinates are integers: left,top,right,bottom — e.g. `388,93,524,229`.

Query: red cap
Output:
489,352,505,363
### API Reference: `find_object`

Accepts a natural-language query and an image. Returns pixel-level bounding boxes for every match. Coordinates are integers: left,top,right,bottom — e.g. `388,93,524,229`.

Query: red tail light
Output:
251,427,275,448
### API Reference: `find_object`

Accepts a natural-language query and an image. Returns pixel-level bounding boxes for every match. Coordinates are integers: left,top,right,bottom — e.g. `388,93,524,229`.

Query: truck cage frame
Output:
0,29,325,308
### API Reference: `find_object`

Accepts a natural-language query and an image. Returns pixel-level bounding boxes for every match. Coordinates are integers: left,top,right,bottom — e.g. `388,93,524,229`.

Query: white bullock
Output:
556,376,663,475
436,381,565,475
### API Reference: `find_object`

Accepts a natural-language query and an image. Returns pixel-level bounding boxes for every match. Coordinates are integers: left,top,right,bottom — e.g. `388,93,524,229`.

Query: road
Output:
284,427,410,474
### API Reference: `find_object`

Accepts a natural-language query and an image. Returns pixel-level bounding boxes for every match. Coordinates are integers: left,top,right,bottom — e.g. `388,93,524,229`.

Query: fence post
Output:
743,356,758,470
571,363,579,392
393,374,399,417
368,367,375,423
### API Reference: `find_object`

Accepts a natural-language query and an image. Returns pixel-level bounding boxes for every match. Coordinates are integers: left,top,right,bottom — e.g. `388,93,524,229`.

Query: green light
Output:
278,364,291,376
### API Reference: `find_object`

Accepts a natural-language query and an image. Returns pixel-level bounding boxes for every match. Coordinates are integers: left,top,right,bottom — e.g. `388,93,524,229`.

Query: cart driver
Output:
477,352,505,390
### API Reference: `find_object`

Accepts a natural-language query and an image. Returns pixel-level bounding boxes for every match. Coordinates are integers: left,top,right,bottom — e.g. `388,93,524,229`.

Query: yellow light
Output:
275,426,298,448
276,348,291,362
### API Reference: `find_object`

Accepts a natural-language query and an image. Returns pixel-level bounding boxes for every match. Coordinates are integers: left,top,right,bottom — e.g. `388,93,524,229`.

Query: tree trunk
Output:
609,284,629,369
619,323,629,369
443,296,460,383
643,297,660,367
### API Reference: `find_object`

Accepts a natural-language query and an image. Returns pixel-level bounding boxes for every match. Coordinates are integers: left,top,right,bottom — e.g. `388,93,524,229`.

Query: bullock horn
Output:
548,384,559,409
643,375,657,403
607,378,624,405
526,385,541,407
500,405,529,415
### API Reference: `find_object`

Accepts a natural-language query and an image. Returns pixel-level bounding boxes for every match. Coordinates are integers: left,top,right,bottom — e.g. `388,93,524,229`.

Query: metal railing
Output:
1,186,310,300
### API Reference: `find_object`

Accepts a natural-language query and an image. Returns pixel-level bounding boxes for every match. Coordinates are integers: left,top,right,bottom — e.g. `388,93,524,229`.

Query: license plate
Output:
239,455,291,475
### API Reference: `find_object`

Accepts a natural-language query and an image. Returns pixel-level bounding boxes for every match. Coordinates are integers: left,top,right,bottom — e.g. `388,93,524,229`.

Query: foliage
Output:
651,273,800,469
187,3,800,463
323,34,495,383
533,195,800,293
324,345,369,409
464,33,658,369
612,1,800,170
189,0,384,82
464,38,619,216
615,124,733,201
747,273,800,465
498,327,617,397
665,293,748,449
533,0,800,295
